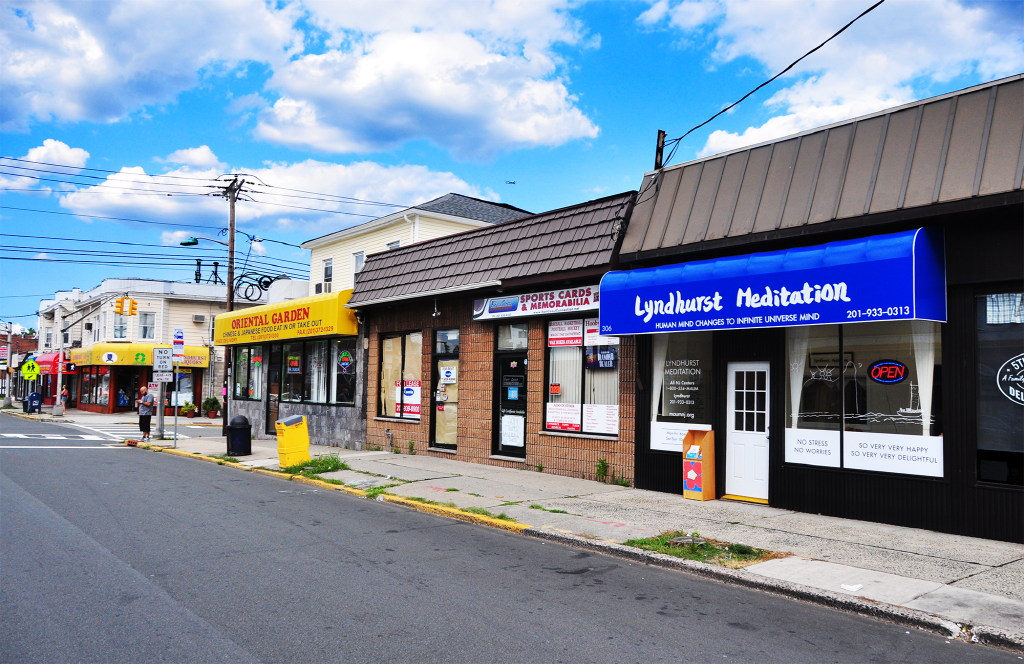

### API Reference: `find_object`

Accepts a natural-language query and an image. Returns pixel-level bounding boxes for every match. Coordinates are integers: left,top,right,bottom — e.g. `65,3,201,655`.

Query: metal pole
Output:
173,359,178,448
222,177,239,435
53,310,64,416
155,381,165,440
2,321,12,407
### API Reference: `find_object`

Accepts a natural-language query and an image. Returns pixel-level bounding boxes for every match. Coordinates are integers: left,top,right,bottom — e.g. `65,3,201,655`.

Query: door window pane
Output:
976,293,1023,485
497,323,529,350
304,340,329,403
234,347,249,398
282,343,303,402
433,328,460,448
331,338,357,406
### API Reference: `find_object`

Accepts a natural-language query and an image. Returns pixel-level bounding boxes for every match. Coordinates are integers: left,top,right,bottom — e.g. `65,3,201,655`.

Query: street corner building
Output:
604,75,1023,543
347,192,639,482
212,289,362,447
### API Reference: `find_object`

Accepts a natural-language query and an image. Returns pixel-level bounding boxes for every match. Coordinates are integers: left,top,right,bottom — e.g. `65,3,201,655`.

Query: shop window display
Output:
545,319,619,435
379,332,422,419
650,331,712,452
976,293,1023,485
233,346,263,400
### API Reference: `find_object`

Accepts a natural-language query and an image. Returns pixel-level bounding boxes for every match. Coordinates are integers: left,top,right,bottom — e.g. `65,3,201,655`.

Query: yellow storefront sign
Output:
69,343,210,368
213,289,358,346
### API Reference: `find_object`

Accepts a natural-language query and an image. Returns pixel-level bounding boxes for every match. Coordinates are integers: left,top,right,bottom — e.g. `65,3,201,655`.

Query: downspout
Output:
403,213,419,244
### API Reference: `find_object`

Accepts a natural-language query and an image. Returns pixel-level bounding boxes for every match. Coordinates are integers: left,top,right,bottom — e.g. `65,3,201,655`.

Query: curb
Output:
138,443,1022,652
521,529,1024,651
2,411,76,424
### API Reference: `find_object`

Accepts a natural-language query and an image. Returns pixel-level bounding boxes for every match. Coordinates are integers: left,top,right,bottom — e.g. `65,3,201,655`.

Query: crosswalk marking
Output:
70,424,191,441
1,433,105,440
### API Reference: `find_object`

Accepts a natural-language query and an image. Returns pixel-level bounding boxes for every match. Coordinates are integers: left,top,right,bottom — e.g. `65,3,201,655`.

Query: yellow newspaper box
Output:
275,415,310,468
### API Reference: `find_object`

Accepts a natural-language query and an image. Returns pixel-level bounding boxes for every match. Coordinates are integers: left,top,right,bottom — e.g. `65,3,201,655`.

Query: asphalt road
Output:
0,416,1016,663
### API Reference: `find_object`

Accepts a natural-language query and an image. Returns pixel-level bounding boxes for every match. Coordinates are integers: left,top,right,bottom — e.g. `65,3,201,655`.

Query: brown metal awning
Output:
621,75,1024,261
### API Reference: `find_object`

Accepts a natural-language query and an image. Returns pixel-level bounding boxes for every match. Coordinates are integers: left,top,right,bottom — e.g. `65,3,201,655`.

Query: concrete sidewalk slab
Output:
905,585,1024,634
747,557,945,605
344,458,457,482
952,559,1024,603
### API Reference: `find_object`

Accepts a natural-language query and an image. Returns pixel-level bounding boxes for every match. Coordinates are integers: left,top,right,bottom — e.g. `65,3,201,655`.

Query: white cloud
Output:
0,138,88,191
639,0,1024,157
158,146,225,169
255,0,600,158
58,155,489,237
160,230,192,245
0,0,302,131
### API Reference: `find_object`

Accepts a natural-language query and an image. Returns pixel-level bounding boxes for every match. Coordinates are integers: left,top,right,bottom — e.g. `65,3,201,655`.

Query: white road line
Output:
1,433,28,438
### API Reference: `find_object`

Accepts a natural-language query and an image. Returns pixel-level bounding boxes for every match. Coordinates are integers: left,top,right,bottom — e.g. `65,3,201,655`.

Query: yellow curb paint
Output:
381,495,531,533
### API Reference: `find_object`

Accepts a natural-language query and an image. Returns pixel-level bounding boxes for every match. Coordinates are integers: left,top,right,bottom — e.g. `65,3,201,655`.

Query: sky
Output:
2,0,1022,324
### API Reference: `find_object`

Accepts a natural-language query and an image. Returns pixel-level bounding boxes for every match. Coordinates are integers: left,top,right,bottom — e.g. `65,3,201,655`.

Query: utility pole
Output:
221,177,243,435
654,129,666,170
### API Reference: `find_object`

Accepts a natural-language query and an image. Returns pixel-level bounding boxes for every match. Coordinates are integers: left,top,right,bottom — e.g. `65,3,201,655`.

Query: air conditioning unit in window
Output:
84,323,93,331
315,282,332,294
192,314,206,324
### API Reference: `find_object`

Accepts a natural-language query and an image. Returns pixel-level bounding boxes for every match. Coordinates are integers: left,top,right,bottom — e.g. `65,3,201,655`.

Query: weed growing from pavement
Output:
536,464,544,472
461,506,516,521
596,458,609,481
527,504,572,515
407,440,416,455
364,484,401,500
445,488,459,492
406,497,458,508
499,501,520,506
623,531,784,568
467,492,482,497
281,454,349,476
612,476,631,487
207,454,239,464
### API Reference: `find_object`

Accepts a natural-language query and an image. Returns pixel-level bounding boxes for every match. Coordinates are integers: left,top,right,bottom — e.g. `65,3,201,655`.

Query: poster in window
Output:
585,346,617,369
584,318,618,346
546,402,581,431
548,320,583,347
501,414,525,447
784,429,840,467
395,380,421,417
286,353,302,373
583,404,618,435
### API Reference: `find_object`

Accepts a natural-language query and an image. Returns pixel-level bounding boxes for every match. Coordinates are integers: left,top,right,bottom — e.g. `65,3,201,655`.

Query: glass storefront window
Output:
976,293,1023,485
782,320,943,477
304,340,330,403
379,332,422,419
331,338,357,406
80,369,92,405
248,347,263,400
282,342,304,402
649,331,712,452
234,347,249,398
545,319,620,435
432,329,460,449
98,367,110,406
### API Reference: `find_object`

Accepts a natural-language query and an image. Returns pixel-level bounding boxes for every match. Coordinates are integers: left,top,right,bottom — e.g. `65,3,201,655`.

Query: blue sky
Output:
2,0,1022,323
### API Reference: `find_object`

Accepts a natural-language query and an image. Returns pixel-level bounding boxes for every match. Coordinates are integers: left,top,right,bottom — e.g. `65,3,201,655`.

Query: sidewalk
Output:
151,434,1024,647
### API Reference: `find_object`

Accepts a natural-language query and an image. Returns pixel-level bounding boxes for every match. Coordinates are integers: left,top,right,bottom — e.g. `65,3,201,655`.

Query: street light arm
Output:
181,236,230,247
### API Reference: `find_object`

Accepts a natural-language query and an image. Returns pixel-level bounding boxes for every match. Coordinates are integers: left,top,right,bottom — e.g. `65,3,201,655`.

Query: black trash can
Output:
226,415,252,457
22,398,28,413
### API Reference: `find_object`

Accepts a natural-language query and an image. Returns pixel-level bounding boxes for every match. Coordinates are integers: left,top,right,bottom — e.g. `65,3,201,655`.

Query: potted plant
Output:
181,402,197,419
202,396,221,418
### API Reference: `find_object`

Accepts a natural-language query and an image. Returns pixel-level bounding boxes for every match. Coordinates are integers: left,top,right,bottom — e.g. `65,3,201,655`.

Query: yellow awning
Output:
69,343,210,367
213,288,358,346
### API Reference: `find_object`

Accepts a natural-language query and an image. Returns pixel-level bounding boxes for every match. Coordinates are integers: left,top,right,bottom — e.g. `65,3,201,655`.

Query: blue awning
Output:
599,228,945,335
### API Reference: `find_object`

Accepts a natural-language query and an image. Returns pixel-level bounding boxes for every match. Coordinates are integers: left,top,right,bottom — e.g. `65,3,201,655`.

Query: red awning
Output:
32,352,77,374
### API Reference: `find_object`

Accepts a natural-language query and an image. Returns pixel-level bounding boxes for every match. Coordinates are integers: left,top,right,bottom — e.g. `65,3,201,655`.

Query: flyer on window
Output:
546,402,581,431
548,319,583,347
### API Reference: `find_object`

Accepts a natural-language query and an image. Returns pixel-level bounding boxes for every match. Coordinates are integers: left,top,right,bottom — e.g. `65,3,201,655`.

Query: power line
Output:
241,196,377,218
0,162,217,188
0,156,216,181
659,0,887,171
0,170,216,196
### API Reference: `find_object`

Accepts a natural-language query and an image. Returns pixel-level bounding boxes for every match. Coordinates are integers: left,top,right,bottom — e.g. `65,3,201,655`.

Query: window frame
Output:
378,330,423,420
251,337,356,406
232,344,265,401
112,314,128,340
139,312,156,340
543,317,620,436
322,258,333,284
430,328,460,449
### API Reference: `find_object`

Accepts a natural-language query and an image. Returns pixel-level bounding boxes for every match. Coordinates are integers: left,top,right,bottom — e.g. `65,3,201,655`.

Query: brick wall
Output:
365,295,636,484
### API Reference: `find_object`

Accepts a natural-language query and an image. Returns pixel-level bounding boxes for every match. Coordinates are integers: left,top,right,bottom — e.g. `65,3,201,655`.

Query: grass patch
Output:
405,496,458,508
623,531,783,568
467,492,482,497
460,506,516,522
206,454,238,464
281,454,349,477
364,483,401,500
527,504,571,515
499,501,520,506
445,487,459,492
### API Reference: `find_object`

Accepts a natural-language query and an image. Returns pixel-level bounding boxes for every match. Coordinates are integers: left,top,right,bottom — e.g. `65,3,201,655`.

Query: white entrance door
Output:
726,362,770,500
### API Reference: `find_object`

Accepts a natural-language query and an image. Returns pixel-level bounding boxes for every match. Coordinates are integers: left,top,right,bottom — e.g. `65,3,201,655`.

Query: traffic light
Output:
113,297,125,315
128,298,138,316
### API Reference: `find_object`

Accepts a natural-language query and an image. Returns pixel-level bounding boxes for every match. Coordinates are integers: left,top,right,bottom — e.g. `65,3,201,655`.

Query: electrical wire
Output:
0,170,217,196
0,162,217,188
660,0,887,170
0,156,217,181
239,196,378,218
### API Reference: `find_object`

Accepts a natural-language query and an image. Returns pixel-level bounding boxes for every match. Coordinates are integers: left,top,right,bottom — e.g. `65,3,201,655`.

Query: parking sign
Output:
172,328,184,361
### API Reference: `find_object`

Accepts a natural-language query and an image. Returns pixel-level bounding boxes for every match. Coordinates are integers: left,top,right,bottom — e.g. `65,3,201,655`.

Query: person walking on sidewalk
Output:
136,386,154,442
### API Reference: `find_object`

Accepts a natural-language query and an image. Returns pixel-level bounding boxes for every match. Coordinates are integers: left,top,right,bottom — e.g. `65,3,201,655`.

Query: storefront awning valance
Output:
599,228,945,335
213,288,358,346
70,343,210,368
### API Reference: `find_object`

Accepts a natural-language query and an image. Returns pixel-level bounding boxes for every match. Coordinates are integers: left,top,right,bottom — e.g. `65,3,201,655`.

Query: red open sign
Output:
870,360,906,384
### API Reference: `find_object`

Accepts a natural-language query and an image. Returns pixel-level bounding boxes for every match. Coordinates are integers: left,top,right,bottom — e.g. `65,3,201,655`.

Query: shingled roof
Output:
415,193,532,223
348,192,636,307
621,74,1024,261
